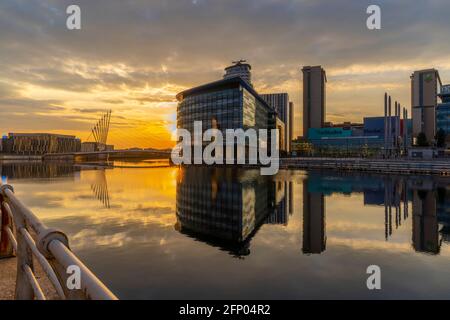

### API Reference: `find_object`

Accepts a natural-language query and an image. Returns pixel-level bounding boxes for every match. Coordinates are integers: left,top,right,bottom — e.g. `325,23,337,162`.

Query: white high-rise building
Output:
411,69,442,143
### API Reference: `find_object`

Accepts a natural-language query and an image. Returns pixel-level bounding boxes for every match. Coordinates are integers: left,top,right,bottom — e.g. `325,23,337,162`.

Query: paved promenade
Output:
0,257,58,300
0,258,16,299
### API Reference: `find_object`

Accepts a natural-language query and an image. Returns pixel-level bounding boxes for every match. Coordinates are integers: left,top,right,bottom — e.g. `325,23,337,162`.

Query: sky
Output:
1,0,450,149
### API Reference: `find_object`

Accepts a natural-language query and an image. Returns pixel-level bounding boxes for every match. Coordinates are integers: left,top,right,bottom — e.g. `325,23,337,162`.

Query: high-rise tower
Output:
302,66,327,138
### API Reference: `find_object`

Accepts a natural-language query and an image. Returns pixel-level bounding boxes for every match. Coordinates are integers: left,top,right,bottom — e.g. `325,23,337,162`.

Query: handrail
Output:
20,227,66,299
280,158,450,175
0,183,118,300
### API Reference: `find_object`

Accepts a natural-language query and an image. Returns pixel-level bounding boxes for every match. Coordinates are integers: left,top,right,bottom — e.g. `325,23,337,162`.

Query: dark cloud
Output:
3,0,449,73
1,0,449,137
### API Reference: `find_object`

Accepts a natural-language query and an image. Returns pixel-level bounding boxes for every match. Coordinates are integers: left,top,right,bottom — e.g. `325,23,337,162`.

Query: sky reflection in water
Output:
1,162,450,299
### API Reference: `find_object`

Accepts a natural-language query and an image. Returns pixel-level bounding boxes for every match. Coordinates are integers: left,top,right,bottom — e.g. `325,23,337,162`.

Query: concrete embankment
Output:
0,155,42,161
281,158,450,176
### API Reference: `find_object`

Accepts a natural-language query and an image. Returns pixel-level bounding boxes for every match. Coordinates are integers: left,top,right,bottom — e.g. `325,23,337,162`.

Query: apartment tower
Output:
411,69,441,143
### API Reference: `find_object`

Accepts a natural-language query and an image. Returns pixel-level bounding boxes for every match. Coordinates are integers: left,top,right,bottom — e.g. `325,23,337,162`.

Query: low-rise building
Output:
81,142,114,152
1,133,81,155
306,116,413,156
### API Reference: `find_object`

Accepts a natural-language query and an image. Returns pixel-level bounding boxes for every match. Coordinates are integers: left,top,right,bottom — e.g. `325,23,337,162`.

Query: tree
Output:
416,132,429,147
436,129,446,148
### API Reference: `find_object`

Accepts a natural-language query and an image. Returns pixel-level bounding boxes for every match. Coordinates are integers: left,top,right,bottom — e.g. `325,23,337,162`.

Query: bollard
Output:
0,193,14,259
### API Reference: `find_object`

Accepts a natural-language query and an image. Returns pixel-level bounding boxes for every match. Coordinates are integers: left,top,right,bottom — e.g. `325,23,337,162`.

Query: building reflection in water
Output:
305,172,450,255
0,162,80,180
175,167,292,257
0,162,112,209
176,168,450,257
383,176,447,255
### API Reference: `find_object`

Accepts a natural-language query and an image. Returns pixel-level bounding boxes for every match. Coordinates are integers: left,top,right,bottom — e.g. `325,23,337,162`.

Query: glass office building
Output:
437,85,450,144
260,93,291,152
177,77,275,134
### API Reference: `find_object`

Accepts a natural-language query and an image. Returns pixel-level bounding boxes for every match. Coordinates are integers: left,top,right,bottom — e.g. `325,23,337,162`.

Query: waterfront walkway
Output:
281,158,450,175
0,257,58,300
0,182,117,300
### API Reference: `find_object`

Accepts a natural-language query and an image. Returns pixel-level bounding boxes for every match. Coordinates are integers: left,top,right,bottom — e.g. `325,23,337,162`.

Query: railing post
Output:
0,193,14,259
12,201,35,300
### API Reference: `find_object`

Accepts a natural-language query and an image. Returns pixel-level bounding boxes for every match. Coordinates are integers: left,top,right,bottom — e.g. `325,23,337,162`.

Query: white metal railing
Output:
0,183,118,300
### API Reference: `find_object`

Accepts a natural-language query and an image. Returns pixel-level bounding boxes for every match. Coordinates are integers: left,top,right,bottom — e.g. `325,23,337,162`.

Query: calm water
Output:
1,161,450,299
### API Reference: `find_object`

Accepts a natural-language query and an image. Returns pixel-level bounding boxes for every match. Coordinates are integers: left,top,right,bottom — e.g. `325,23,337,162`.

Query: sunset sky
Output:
1,0,450,149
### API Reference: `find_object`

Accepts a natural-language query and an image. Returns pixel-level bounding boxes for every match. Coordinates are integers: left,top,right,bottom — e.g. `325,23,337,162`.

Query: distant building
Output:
289,102,294,152
437,84,450,146
105,144,114,152
306,116,413,154
81,142,114,152
261,93,291,152
302,66,327,138
223,60,252,87
1,133,81,155
411,69,442,143
176,76,279,159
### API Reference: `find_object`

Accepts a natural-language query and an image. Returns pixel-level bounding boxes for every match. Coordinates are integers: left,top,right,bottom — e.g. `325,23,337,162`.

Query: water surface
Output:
1,161,449,299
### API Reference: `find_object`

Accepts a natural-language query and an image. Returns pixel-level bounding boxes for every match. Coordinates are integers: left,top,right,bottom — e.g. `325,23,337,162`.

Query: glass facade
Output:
178,87,243,133
176,78,276,157
437,85,450,144
175,167,278,256
177,80,274,133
